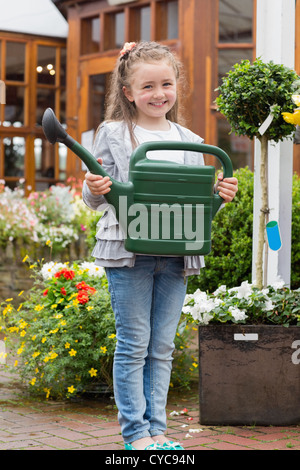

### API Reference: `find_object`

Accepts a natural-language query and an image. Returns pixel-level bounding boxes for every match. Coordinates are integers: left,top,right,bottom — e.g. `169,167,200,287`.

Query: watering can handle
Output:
130,141,233,180
131,141,233,215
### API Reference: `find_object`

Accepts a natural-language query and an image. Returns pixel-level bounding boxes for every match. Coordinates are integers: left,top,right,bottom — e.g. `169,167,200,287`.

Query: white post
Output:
252,0,295,287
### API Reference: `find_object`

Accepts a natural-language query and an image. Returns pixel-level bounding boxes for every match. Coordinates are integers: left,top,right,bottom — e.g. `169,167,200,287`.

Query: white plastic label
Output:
234,333,258,341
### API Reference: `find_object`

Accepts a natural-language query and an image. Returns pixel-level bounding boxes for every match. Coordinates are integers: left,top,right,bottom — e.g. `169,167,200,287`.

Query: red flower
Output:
75,281,88,290
54,268,75,280
61,287,67,296
75,282,96,295
77,290,90,304
43,289,48,296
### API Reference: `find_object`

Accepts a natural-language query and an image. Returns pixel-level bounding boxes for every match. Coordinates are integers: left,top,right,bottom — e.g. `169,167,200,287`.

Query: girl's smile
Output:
123,61,177,130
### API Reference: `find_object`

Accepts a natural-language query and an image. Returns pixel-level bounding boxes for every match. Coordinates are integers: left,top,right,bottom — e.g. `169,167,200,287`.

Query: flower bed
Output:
1,260,116,399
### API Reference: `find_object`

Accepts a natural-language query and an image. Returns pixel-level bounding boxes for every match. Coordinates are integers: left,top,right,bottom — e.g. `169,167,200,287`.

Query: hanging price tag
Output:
258,104,277,136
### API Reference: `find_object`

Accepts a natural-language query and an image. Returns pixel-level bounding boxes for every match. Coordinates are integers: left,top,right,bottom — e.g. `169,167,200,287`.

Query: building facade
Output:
1,0,299,191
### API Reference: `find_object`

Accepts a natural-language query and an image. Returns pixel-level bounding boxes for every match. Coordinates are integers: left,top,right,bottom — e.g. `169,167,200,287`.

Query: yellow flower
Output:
5,298,13,302
69,349,77,356
31,335,36,341
108,334,116,339
18,290,24,296
44,388,51,399
49,328,58,334
41,337,47,343
100,346,107,354
30,377,36,386
32,351,40,358
89,368,98,377
67,385,76,394
20,330,26,337
65,342,70,349
14,360,18,367
60,320,67,326
86,306,94,311
51,304,58,310
282,110,300,125
192,362,198,368
46,239,52,247
17,342,25,354
22,255,29,263
34,305,44,312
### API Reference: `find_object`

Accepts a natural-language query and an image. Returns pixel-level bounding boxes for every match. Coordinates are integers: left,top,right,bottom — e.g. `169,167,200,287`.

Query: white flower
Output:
197,312,214,325
270,276,285,290
229,281,253,299
213,285,227,295
40,261,66,279
263,299,274,311
79,261,105,278
228,306,248,321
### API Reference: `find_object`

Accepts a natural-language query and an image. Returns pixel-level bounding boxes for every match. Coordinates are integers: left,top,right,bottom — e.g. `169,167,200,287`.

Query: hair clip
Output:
120,42,136,59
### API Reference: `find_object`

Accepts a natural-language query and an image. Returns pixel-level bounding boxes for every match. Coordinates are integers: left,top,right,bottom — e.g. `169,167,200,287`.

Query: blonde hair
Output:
103,41,185,146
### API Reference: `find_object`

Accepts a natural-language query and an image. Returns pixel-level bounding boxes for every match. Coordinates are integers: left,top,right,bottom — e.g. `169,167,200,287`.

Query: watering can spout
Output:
42,108,134,220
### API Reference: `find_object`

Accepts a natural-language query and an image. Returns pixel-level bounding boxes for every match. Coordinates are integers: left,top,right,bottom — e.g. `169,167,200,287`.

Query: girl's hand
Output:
85,158,112,195
216,173,238,203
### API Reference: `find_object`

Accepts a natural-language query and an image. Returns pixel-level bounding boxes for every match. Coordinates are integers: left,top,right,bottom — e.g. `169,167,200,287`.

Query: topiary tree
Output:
216,58,300,288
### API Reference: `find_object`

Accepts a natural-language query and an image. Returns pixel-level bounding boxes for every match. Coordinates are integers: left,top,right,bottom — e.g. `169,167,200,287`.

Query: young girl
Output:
83,41,238,450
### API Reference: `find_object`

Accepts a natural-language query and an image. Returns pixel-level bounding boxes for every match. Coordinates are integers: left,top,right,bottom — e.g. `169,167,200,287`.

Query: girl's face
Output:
123,60,177,129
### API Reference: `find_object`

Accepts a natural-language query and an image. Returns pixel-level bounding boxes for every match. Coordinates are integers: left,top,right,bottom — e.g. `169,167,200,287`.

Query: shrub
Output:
188,168,300,293
188,167,253,294
3,260,116,399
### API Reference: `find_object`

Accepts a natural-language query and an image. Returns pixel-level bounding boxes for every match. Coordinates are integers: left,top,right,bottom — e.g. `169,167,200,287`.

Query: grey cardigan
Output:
82,121,206,276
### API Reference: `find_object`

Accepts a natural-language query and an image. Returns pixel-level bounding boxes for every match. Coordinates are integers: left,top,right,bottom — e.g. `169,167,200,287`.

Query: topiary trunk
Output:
256,135,269,289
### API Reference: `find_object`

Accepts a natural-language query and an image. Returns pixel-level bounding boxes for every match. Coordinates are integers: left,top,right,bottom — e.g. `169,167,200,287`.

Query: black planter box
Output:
198,325,300,425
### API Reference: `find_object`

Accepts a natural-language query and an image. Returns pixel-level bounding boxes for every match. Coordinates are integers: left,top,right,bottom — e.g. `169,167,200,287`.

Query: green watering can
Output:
42,108,233,255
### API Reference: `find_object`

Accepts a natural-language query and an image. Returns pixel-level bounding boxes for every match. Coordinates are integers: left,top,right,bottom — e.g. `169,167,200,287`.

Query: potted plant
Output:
182,282,300,425
216,58,300,288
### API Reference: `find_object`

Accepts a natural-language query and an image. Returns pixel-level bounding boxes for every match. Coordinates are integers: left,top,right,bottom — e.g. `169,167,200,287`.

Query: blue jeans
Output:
105,256,187,443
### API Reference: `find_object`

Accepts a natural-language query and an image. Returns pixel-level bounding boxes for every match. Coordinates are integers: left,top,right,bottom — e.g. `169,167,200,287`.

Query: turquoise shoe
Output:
125,442,165,450
162,441,185,450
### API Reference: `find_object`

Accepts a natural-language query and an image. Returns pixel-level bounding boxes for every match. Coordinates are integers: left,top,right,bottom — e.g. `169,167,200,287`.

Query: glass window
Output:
60,89,66,125
89,74,108,131
37,45,56,85
115,11,125,49
36,88,55,126
59,142,67,180
218,48,253,86
34,137,55,179
167,1,178,39
81,16,100,54
60,47,66,87
140,6,151,41
217,119,252,169
5,42,26,82
219,0,253,43
104,11,125,50
4,85,25,126
4,136,25,176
